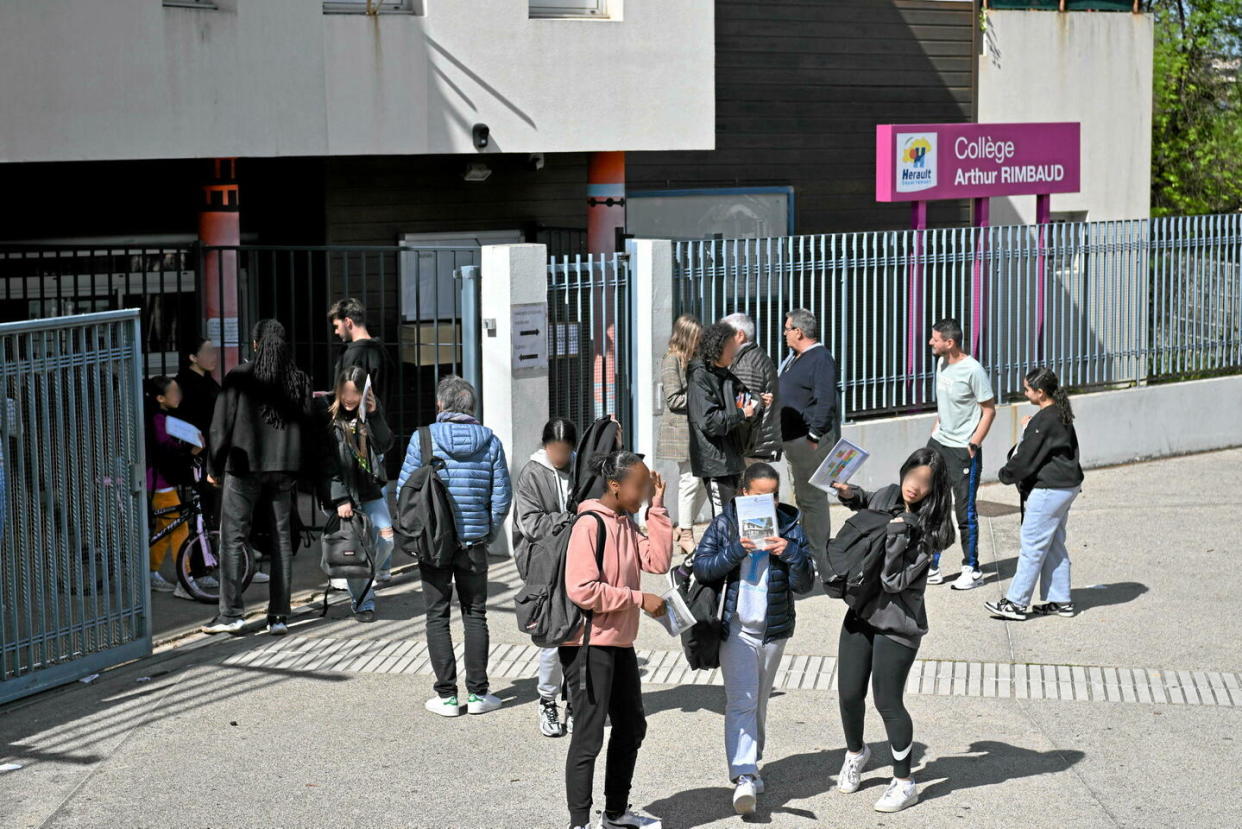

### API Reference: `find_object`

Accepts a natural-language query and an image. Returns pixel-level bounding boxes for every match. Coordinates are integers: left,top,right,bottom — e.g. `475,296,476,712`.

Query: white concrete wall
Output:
842,375,1242,493
977,10,1153,224
0,0,714,162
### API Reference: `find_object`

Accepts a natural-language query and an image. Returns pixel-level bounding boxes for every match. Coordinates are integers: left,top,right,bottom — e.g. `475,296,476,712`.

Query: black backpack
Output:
395,426,460,568
669,563,728,670
822,487,902,610
319,510,375,616
514,511,606,649
569,416,623,509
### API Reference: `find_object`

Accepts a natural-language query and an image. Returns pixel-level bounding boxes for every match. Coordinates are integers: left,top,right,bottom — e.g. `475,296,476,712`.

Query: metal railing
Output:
674,213,1242,421
0,310,151,703
547,253,634,442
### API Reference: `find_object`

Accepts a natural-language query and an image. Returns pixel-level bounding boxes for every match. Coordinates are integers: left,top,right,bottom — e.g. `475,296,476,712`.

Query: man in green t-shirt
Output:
926,318,995,590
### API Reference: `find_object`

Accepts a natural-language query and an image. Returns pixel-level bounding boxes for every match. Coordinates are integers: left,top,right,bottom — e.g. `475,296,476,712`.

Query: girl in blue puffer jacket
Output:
692,462,814,816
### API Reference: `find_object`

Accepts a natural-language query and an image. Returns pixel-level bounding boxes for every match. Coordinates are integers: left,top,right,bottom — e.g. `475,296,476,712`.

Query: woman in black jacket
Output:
986,367,1084,622
326,365,395,623
692,463,813,815
202,319,341,637
687,322,761,514
828,446,955,814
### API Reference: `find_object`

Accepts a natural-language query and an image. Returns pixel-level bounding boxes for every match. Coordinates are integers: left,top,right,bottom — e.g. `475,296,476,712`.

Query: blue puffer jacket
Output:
396,414,512,542
692,501,815,644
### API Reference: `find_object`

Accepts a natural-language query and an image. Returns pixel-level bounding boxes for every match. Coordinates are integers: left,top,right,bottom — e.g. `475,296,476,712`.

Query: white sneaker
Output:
150,572,175,593
925,567,944,585
425,695,462,717
732,775,757,815
837,745,871,793
467,693,502,715
172,582,196,601
949,565,983,590
596,807,662,828
874,778,919,813
375,569,392,583
753,775,765,794
199,574,220,589
201,616,245,635
251,570,271,584
329,578,348,591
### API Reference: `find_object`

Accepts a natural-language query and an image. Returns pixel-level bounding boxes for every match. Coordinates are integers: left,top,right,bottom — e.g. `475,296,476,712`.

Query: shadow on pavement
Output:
1072,581,1149,613
646,738,1086,827
644,683,725,717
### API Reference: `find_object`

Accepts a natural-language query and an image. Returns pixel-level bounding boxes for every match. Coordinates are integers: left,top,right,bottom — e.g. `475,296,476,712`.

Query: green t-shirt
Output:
932,356,994,448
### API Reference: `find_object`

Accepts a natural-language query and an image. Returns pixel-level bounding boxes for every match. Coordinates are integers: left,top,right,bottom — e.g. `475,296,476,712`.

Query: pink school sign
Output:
875,122,1081,203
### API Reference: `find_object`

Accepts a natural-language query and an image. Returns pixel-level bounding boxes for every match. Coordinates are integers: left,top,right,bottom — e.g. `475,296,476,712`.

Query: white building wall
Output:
0,0,714,163
977,10,1153,225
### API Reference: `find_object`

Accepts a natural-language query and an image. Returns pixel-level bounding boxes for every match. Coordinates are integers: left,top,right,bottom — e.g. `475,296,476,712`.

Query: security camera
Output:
527,152,545,171
472,123,490,151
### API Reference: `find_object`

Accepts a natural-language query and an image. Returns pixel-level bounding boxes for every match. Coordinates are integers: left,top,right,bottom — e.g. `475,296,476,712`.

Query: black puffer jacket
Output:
692,501,815,644
686,360,749,478
730,342,781,460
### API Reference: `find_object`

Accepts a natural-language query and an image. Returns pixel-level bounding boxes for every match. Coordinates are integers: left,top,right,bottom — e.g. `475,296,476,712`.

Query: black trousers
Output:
218,471,296,621
702,474,740,519
559,645,647,827
420,543,490,698
837,611,919,778
927,437,982,569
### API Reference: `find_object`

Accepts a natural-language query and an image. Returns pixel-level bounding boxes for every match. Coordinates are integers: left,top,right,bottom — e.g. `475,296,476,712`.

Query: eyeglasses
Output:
783,326,797,333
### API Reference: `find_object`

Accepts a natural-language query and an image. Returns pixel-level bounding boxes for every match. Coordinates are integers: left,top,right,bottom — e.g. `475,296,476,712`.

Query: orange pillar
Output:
199,158,240,375
587,152,625,420
587,151,625,254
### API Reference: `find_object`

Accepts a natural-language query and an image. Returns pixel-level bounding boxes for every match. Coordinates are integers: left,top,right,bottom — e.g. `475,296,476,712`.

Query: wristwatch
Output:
968,442,981,454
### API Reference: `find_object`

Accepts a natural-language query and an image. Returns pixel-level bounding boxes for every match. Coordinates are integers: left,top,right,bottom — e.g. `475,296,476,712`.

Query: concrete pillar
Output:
629,238,683,523
199,158,240,375
480,243,549,557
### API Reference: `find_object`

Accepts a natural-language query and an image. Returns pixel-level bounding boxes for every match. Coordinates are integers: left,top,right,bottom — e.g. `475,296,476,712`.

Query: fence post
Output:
628,238,678,520
456,265,483,396
480,244,549,558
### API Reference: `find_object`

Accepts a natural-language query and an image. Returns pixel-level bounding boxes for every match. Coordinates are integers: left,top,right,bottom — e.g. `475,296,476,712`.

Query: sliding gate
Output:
0,310,151,704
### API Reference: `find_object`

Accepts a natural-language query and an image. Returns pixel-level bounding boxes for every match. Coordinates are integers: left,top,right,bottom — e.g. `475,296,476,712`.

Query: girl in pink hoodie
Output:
561,450,672,829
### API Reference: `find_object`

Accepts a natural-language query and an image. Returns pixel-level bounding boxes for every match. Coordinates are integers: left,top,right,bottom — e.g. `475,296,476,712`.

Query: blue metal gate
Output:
0,310,151,704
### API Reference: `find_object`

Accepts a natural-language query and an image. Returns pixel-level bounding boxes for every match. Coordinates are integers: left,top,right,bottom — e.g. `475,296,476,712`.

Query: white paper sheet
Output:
651,586,697,637
164,415,204,448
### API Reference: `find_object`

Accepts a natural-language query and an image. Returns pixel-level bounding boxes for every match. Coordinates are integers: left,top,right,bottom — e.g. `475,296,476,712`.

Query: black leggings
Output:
837,610,919,777
560,645,647,827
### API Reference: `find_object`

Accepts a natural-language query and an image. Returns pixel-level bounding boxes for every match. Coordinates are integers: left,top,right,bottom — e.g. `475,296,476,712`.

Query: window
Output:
530,0,610,19
323,0,421,13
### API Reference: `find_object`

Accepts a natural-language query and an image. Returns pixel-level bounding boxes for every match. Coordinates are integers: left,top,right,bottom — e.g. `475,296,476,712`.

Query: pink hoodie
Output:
564,498,673,648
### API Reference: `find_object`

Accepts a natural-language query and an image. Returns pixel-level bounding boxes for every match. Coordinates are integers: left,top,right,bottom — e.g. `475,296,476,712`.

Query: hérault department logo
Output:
897,133,937,193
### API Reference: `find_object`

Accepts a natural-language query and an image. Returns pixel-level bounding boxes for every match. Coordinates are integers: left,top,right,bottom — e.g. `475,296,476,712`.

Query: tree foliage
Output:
1151,0,1242,215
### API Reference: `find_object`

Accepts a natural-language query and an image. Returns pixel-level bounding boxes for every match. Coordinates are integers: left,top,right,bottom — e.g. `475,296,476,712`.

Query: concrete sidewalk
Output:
2,449,1240,828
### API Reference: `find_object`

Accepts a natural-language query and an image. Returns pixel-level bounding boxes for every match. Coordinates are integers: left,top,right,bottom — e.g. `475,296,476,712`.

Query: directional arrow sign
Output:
511,303,548,371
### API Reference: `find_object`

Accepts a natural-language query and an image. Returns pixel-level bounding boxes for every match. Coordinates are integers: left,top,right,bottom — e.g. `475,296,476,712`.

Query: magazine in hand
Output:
164,415,204,449
652,586,696,637
734,494,779,550
810,437,870,493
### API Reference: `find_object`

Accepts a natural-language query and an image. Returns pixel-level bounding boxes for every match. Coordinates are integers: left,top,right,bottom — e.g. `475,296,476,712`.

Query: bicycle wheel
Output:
175,530,255,603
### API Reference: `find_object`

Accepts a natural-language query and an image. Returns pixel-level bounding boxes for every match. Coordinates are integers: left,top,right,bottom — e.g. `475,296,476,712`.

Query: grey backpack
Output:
513,511,606,649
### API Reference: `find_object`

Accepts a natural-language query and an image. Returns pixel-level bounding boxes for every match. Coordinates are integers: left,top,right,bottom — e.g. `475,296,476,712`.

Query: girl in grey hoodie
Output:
512,417,578,738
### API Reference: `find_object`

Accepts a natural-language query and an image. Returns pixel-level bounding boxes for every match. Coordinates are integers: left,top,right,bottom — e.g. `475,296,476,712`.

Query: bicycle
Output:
150,479,255,603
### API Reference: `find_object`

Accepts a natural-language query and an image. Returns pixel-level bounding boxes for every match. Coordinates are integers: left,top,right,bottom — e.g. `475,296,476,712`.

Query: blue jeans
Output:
1006,487,1079,608
348,498,394,612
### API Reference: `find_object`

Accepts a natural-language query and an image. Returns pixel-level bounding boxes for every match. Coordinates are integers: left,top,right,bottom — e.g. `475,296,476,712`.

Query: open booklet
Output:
734,493,778,550
810,437,870,493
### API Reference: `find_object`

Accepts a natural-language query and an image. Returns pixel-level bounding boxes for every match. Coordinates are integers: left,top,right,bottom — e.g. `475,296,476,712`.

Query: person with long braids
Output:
202,319,343,636
986,367,1084,621
828,447,955,813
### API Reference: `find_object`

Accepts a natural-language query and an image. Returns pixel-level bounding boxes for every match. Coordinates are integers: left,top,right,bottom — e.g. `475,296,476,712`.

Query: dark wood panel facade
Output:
630,0,978,233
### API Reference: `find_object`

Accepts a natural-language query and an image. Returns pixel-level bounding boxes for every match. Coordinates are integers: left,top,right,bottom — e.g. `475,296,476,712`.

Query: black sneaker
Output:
355,609,376,623
1033,602,1075,618
984,598,1027,621
538,697,565,737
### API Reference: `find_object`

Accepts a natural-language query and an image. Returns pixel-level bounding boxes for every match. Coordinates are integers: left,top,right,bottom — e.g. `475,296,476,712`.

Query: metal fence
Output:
0,310,151,704
674,213,1242,422
547,253,634,442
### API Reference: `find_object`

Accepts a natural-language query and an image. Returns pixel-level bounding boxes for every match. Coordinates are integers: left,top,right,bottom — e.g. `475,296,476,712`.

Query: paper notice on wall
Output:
206,317,240,348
